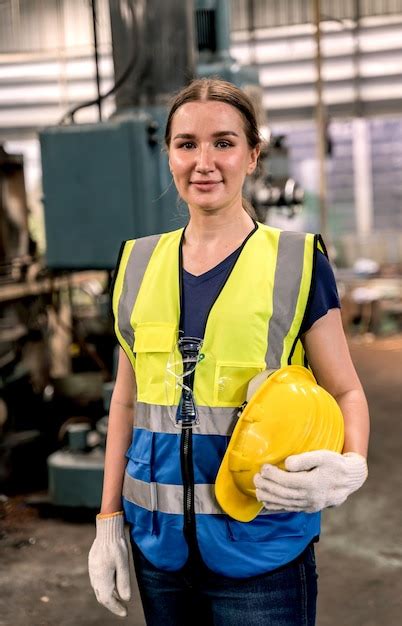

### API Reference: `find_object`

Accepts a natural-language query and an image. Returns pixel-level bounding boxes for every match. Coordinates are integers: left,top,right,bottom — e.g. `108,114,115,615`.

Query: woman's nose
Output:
195,146,214,173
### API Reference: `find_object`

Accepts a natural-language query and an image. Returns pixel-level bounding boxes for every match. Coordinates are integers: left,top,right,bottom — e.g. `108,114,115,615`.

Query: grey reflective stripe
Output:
123,473,223,514
194,483,223,514
117,234,162,349
266,231,306,369
135,402,238,436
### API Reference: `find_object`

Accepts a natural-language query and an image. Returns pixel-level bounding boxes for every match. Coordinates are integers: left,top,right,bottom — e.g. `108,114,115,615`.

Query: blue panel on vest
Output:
152,432,182,483
128,428,153,463
126,429,153,482
196,512,321,578
123,497,154,532
226,511,308,542
123,494,321,577
192,433,229,484
123,499,189,571
128,429,182,484
127,428,229,485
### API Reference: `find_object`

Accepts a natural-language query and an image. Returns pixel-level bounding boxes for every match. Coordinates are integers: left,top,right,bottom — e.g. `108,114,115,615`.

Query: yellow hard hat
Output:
215,365,344,522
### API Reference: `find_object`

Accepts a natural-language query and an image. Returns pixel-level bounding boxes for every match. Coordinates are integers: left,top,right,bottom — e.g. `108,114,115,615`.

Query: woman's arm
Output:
254,308,369,512
302,308,370,457
100,348,136,514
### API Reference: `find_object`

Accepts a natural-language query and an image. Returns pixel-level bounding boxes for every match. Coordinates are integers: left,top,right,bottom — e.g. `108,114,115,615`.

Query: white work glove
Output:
88,512,131,617
254,450,368,514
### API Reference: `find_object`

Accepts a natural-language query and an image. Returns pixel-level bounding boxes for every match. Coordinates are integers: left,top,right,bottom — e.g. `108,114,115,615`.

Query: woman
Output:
89,78,369,625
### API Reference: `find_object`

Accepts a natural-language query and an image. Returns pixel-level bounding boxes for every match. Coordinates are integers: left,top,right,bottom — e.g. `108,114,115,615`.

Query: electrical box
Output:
40,112,183,269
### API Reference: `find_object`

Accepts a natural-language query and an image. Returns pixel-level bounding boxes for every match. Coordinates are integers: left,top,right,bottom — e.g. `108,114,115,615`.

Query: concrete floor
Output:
1,335,401,626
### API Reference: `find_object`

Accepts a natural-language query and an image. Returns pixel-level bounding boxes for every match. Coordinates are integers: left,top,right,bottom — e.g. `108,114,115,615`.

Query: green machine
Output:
195,0,259,87
47,424,104,508
40,113,181,270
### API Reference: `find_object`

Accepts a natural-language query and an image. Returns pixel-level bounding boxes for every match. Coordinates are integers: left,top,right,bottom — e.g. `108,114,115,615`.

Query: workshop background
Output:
0,1,401,625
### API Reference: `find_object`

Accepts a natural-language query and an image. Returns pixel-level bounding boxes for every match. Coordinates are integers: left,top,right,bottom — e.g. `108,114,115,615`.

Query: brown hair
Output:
164,77,261,151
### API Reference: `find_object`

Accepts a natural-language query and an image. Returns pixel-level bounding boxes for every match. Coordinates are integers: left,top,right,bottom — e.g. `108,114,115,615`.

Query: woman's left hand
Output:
254,450,368,513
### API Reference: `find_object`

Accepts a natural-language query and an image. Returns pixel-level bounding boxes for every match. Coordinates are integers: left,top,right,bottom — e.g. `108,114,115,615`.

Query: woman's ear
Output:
247,145,260,175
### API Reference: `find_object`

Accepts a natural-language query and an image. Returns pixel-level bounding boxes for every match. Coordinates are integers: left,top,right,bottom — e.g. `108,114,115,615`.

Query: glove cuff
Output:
343,452,368,491
97,510,123,520
95,511,125,544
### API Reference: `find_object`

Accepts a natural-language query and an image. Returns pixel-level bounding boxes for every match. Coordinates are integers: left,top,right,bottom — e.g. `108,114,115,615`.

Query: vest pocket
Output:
133,323,178,404
126,429,153,481
214,361,265,406
123,430,155,533
226,512,307,542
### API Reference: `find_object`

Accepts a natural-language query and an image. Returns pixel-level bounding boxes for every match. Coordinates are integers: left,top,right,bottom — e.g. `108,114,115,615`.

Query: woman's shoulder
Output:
256,222,318,245
256,222,314,235
118,227,185,251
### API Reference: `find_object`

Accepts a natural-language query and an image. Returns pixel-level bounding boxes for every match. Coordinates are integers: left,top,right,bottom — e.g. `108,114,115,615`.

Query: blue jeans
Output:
131,540,318,625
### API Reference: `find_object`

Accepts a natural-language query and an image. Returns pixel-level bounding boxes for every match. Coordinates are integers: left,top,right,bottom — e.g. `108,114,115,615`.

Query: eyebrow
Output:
173,131,239,140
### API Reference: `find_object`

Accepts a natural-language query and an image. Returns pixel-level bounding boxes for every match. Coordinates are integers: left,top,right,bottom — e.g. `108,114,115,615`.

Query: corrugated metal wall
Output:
0,0,111,53
231,15,402,121
0,0,113,134
2,0,401,50
371,118,402,231
232,0,402,29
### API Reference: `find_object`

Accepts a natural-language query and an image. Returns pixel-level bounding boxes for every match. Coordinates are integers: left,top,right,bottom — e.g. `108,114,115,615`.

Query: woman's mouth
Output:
190,180,222,191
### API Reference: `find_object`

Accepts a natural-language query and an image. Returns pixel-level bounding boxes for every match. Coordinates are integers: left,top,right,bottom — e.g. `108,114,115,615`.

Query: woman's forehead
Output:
171,101,245,135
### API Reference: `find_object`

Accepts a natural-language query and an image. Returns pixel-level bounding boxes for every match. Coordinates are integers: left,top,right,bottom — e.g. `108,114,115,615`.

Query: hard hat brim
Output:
215,446,264,522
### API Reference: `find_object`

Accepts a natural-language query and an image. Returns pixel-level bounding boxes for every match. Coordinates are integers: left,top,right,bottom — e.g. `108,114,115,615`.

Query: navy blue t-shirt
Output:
181,247,340,339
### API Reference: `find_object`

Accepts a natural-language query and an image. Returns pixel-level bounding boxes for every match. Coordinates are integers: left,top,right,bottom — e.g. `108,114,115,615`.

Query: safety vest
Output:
112,222,324,577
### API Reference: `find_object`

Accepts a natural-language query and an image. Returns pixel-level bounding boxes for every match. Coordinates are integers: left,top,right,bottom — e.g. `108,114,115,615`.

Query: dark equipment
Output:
249,135,305,221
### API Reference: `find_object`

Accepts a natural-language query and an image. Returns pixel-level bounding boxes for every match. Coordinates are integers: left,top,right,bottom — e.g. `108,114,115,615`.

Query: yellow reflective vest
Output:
112,222,325,576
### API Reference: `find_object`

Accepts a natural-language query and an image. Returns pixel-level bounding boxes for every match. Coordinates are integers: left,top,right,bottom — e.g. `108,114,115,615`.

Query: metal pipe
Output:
352,0,362,118
196,0,232,60
109,0,195,109
247,0,256,65
351,0,373,237
215,0,231,59
313,0,327,240
90,0,102,121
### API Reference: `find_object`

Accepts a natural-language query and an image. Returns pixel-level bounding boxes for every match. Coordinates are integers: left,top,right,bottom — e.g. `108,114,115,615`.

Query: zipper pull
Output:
237,401,248,418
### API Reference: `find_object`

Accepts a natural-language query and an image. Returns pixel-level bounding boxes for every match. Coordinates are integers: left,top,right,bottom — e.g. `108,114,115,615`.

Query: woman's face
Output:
168,100,259,215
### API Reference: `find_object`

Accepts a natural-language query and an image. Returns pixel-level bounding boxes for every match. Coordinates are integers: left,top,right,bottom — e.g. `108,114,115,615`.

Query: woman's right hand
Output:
88,511,131,617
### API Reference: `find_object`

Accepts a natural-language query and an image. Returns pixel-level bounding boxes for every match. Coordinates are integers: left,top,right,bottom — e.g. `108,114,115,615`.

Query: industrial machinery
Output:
248,134,305,221
0,145,45,491
1,0,303,506
39,0,261,270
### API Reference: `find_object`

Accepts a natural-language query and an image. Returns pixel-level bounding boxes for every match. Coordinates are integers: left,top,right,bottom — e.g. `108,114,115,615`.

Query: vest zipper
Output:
180,426,195,532
177,223,258,552
177,350,197,543
178,237,197,547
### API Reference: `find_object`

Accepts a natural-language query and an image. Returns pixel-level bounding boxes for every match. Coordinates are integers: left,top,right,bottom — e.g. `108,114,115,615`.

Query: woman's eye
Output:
216,140,232,149
180,142,196,149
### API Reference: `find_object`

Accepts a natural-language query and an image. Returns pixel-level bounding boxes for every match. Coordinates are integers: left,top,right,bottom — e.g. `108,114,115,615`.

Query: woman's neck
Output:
181,208,256,276
184,208,255,247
